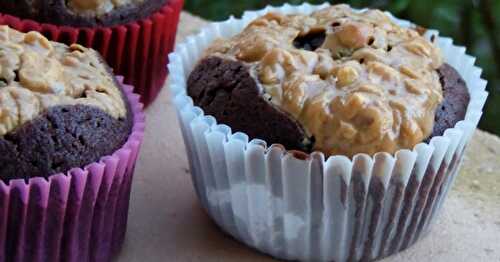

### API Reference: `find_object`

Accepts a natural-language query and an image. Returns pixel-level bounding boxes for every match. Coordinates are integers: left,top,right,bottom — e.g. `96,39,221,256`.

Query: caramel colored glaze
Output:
204,4,444,157
68,0,145,16
0,26,126,136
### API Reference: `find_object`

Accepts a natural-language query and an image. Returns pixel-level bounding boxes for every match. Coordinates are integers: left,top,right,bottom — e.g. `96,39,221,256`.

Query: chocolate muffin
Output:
0,0,168,27
0,26,132,181
187,5,469,157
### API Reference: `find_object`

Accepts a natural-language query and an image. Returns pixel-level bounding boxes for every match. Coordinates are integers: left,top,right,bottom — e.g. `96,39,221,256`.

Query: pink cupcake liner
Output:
0,76,145,262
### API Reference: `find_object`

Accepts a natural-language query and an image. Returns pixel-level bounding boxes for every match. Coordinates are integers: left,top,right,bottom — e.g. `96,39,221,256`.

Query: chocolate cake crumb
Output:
0,104,132,181
188,56,311,152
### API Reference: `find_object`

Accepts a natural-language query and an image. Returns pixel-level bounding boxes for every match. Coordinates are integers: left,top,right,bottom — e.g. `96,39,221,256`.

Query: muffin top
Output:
0,25,126,137
68,0,145,16
204,4,445,156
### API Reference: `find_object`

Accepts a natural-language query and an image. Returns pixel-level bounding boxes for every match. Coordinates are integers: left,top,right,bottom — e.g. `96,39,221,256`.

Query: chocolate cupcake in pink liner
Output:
169,3,488,262
0,26,145,261
0,0,184,107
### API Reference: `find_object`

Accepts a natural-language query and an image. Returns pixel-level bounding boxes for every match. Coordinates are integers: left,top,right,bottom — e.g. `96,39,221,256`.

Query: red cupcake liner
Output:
0,77,145,262
0,0,184,107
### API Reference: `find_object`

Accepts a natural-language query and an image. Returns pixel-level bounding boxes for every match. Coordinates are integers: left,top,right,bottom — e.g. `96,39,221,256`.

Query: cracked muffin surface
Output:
0,26,132,181
188,5,470,157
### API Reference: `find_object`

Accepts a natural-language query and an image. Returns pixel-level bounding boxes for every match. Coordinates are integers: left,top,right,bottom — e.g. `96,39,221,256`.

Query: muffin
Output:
0,26,145,261
0,0,184,106
0,0,168,27
171,3,487,262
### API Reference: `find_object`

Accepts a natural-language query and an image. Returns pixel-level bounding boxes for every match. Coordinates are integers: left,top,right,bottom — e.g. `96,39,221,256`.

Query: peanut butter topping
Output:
204,5,444,156
67,0,145,16
0,26,126,136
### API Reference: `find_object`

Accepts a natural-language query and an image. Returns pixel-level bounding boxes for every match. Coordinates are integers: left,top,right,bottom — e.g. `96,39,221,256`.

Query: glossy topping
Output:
68,0,145,16
204,4,444,156
0,26,126,136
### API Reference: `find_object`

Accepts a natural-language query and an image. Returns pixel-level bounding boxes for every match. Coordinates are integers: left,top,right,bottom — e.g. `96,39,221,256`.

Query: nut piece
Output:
70,44,87,52
236,35,274,62
339,120,358,140
314,49,335,78
336,66,359,87
343,92,367,119
336,23,372,49
69,0,101,10
404,79,423,95
367,61,400,82
399,65,420,79
24,31,53,51
251,13,286,26
62,56,80,67
67,0,143,15
358,84,383,96
282,75,307,118
404,40,431,57
259,48,295,84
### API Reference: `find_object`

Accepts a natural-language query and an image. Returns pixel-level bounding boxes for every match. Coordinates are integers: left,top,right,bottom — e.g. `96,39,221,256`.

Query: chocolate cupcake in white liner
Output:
169,3,488,262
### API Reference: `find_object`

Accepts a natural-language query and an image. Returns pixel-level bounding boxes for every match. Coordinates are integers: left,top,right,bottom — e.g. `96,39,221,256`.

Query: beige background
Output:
117,13,500,262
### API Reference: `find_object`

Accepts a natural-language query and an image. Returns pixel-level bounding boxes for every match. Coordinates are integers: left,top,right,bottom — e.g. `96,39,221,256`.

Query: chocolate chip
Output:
13,70,19,82
293,29,326,51
368,37,375,46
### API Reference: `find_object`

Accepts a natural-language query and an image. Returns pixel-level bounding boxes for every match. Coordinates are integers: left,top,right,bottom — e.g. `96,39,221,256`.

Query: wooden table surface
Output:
116,12,500,262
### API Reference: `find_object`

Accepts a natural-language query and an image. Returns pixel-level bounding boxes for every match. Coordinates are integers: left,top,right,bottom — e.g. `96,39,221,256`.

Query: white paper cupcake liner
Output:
168,3,488,261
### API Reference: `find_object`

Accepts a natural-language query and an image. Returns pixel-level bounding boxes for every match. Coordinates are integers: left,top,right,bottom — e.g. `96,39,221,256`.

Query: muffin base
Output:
187,56,310,152
0,78,145,262
0,0,184,107
0,105,133,181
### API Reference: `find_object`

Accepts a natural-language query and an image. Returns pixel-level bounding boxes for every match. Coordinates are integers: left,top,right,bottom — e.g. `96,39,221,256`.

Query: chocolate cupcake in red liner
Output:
0,0,184,107
0,26,145,261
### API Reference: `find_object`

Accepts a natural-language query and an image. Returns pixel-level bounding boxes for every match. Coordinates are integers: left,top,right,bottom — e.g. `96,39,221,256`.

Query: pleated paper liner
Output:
168,3,489,262
0,0,183,107
0,77,145,262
